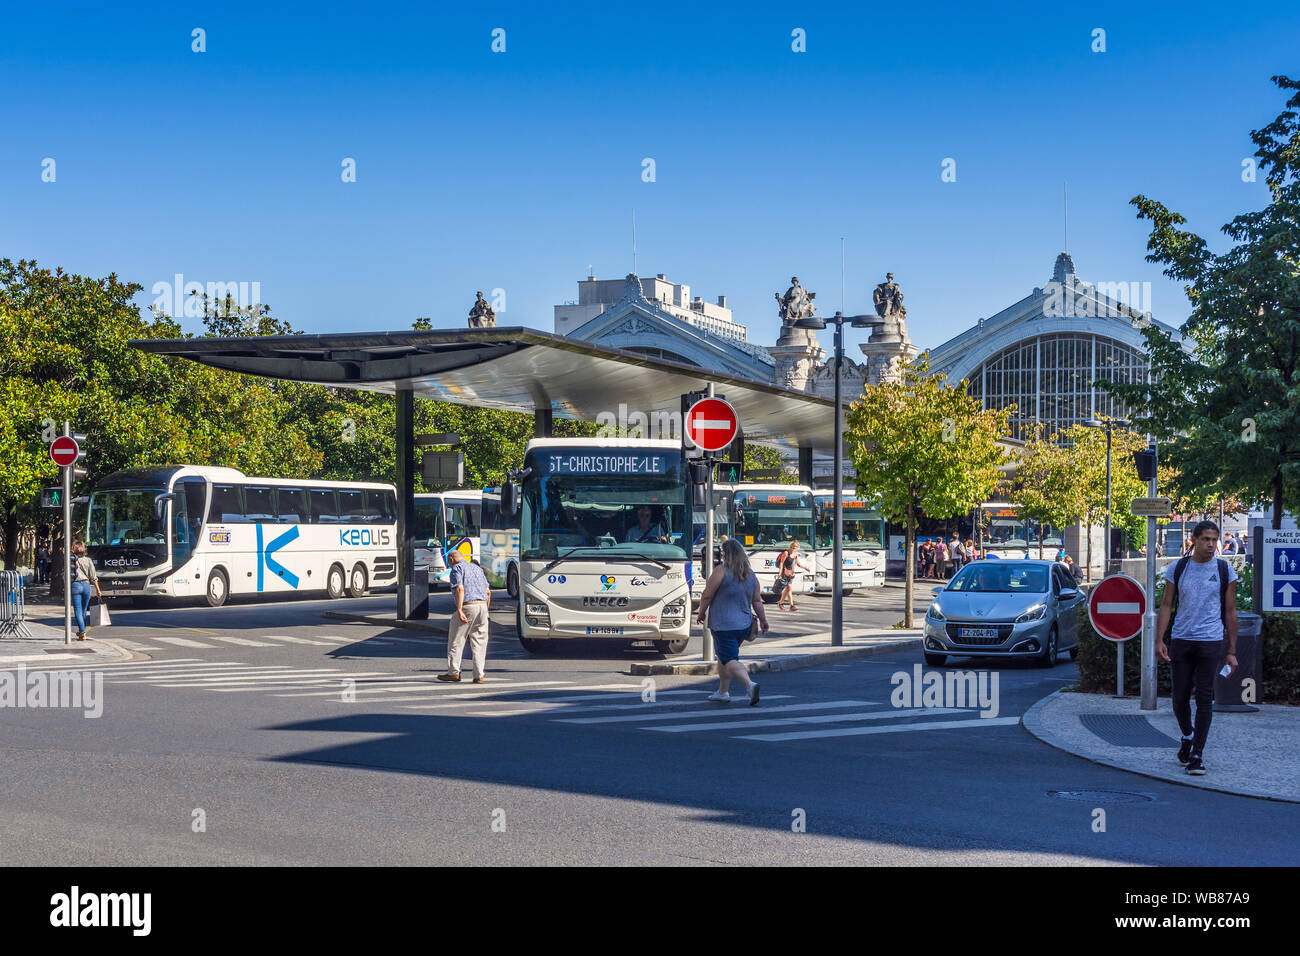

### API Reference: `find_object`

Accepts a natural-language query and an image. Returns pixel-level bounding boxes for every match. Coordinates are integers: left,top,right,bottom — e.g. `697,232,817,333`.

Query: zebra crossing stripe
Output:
478,694,797,717
259,635,338,646
151,637,219,648
648,706,957,733
737,715,1022,741
109,639,165,651
154,671,391,688
206,636,276,647
556,699,871,725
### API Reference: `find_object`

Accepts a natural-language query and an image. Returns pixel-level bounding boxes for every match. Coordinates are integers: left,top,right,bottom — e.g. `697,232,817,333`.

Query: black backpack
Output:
1170,556,1232,625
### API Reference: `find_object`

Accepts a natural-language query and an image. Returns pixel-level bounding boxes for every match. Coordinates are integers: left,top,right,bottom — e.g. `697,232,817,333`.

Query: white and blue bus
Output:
479,487,521,597
730,482,817,601
84,466,398,606
813,493,887,592
413,490,483,590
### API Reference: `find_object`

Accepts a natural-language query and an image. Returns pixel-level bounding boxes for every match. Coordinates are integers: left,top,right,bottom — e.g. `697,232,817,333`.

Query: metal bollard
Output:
1214,612,1262,713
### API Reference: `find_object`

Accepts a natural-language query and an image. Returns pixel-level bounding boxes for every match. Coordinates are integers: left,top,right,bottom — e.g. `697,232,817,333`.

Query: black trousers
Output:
1170,638,1223,754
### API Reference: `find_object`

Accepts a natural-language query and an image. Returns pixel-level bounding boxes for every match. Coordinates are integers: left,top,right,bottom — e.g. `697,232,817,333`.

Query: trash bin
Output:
399,568,430,621
1214,612,1262,713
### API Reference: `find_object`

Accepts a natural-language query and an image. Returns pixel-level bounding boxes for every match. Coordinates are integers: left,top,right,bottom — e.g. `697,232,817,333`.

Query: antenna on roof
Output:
840,237,846,315
587,264,594,279
632,209,637,275
1063,180,1069,254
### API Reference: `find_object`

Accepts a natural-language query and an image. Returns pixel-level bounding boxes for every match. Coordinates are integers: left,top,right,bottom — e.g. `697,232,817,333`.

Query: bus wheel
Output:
519,637,555,654
206,569,229,608
347,564,368,599
506,564,519,600
653,638,690,655
326,564,346,599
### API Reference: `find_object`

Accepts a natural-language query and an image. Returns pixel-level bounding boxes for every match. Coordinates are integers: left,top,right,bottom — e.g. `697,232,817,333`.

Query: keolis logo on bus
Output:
340,528,391,547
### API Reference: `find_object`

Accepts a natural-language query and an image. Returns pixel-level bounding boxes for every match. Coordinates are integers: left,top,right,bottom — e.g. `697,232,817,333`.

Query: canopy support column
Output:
396,387,427,619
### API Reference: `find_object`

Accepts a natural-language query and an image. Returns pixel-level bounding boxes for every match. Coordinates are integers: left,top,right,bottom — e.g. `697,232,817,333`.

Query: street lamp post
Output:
795,310,882,647
1083,417,1130,579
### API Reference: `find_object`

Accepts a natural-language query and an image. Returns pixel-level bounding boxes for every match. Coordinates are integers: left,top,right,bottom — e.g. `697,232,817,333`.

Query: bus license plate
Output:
586,626,623,635
959,627,997,640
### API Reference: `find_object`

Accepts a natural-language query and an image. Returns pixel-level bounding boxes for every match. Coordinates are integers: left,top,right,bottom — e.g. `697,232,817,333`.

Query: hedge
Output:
1074,572,1300,704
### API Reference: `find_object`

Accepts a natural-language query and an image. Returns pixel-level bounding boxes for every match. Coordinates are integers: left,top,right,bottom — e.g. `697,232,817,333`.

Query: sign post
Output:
50,426,81,646
1088,573,1147,698
685,392,739,670
1260,528,1300,612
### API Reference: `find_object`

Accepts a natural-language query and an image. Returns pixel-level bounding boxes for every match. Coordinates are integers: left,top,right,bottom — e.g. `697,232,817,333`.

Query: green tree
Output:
1105,75,1300,529
846,357,1013,627
1013,425,1086,559
1057,424,1149,578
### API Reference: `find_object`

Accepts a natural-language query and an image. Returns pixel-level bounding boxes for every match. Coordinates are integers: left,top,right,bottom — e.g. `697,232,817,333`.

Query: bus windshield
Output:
815,506,886,550
87,487,167,549
520,449,689,560
734,491,813,550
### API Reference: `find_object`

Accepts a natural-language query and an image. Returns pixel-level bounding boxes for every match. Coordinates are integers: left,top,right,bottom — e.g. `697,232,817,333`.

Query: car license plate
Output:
959,627,997,640
586,626,623,635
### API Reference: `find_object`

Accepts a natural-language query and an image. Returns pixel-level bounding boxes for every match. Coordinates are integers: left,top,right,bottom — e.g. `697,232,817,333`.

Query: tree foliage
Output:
845,356,1012,626
1105,76,1300,528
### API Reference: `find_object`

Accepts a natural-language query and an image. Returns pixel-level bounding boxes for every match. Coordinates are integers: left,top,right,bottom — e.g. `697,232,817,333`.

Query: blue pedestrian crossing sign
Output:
1262,531,1300,612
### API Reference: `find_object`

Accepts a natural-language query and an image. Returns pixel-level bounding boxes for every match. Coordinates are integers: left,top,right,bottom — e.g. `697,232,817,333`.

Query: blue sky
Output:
3,1,1294,351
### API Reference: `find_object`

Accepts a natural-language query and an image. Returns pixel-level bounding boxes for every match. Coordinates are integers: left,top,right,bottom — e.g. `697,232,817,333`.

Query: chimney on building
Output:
717,295,727,308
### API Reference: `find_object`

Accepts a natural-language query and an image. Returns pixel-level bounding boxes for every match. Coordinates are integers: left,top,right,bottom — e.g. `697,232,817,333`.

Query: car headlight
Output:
1015,603,1047,623
928,603,945,621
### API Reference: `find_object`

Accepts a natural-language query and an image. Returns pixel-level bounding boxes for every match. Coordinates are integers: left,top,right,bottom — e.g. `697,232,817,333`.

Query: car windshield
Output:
947,562,1049,593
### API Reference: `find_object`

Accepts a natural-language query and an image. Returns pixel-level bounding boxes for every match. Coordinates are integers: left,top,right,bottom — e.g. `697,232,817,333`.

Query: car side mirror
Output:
1061,588,1080,600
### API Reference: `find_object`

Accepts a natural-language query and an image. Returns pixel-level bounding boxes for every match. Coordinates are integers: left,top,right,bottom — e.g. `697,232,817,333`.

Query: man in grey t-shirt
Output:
1155,521,1239,776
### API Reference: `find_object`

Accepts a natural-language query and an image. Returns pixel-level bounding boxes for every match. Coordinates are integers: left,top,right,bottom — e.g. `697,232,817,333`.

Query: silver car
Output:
922,560,1083,667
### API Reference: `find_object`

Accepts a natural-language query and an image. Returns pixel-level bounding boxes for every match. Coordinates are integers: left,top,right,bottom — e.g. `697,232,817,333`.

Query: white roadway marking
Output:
205,636,276,647
648,706,962,733
277,679,576,699
556,700,873,725
270,682,678,700
737,715,1022,741
472,694,796,716
259,635,339,646
153,672,392,688
151,637,218,648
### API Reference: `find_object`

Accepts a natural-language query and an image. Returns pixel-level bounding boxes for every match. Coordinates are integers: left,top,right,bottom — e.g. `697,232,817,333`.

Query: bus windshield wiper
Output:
542,546,608,573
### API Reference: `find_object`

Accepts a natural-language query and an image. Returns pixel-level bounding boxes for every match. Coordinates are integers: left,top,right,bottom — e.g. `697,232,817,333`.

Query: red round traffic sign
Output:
49,436,80,467
685,398,739,452
1087,573,1147,642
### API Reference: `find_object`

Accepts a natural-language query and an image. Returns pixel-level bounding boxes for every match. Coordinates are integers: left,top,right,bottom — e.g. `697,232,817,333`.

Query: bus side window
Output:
337,489,365,523
368,489,397,525
243,486,275,522
275,488,308,524
310,489,338,523
209,484,245,523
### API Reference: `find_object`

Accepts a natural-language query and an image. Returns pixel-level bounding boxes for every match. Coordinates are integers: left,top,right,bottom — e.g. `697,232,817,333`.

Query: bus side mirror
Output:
153,492,176,519
501,482,517,516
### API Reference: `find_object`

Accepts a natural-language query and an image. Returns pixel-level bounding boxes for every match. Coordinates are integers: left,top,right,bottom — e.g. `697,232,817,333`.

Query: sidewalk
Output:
0,613,132,668
1023,689,1300,803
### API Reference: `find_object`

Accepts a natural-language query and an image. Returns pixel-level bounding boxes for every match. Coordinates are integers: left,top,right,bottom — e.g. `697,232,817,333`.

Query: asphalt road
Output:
4,587,1295,865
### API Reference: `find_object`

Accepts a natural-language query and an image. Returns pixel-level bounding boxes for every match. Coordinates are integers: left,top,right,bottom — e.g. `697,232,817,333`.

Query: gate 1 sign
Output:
1262,529,1300,612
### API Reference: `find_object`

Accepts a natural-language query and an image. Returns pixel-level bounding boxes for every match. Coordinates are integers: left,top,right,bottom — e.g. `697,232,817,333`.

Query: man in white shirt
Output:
624,505,667,543
1155,521,1239,776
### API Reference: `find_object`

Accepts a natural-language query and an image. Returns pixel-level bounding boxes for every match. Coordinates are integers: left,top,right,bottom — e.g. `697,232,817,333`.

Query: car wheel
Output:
923,651,947,666
653,638,690,655
1038,627,1059,668
205,568,229,608
506,564,519,600
326,564,346,599
1068,646,1079,661
347,563,368,599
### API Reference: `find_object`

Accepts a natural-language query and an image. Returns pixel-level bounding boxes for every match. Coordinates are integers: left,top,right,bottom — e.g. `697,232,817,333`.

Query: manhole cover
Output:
1079,713,1180,747
1049,789,1156,804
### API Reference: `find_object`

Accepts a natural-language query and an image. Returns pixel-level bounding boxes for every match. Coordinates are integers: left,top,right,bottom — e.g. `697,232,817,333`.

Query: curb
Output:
629,637,921,676
1020,689,1300,805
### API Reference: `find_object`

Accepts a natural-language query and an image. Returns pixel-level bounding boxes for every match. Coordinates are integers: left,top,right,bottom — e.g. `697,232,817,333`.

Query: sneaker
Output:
707,691,731,703
1186,755,1206,776
1177,737,1194,765
747,682,760,706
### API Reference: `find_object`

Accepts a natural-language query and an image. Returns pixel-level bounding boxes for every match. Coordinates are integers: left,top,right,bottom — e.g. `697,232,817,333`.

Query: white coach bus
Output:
413,490,483,589
500,438,692,655
730,482,817,602
479,488,521,597
813,493,887,593
84,466,398,606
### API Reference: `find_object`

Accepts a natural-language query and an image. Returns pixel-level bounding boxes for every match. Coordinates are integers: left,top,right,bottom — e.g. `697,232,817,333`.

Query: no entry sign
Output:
1088,573,1146,642
49,436,80,467
685,398,738,452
